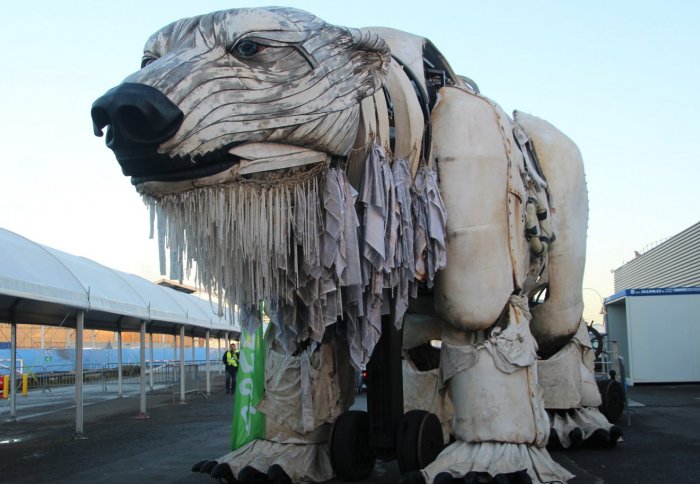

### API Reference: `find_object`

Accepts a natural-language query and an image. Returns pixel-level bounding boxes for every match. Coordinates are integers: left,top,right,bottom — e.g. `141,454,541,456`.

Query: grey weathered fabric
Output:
412,167,447,288
392,158,415,326
147,144,446,364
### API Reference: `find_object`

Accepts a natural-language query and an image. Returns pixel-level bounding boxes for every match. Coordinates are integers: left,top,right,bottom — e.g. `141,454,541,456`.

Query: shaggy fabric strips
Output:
145,145,447,367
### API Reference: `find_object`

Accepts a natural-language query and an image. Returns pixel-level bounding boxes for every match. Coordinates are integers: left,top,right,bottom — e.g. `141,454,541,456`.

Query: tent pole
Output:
117,328,123,397
205,330,211,396
7,300,20,421
149,331,154,391
219,336,223,374
9,321,17,420
138,321,149,418
74,310,86,439
179,325,185,404
172,329,177,388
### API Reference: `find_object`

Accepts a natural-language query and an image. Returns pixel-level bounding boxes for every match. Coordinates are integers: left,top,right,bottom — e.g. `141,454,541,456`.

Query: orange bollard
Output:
2,375,8,399
22,374,28,396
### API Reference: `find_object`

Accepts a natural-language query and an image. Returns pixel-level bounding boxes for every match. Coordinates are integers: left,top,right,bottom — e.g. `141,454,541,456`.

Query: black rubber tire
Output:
330,410,376,481
396,410,444,475
597,379,625,423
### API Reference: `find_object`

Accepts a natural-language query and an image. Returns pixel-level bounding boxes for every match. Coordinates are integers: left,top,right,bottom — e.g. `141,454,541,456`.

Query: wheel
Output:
396,410,444,474
330,410,376,481
588,325,604,359
597,379,625,423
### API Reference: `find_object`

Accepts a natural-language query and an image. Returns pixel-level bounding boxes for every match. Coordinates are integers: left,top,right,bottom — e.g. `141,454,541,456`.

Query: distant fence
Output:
0,347,224,373
2,360,224,392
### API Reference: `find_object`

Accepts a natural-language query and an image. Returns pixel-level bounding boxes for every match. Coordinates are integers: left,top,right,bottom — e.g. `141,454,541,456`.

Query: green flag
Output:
231,308,266,450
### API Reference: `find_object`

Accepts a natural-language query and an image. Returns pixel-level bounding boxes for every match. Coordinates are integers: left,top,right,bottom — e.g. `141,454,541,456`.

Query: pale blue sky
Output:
1,0,698,324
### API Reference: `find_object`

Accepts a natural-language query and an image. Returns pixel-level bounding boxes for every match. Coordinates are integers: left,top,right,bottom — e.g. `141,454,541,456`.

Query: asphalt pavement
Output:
1,378,699,483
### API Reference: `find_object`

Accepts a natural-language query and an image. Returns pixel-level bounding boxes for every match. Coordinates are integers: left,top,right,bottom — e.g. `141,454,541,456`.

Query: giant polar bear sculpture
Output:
91,7,619,484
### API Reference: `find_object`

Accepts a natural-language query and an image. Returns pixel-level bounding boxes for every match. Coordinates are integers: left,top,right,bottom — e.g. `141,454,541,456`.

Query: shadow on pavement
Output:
1,382,699,483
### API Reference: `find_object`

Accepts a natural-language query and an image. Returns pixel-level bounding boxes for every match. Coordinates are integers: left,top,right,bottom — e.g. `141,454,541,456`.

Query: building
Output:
605,221,700,384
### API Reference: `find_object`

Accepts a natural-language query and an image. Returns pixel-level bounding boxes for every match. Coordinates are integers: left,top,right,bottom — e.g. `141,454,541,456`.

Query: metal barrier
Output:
594,338,620,378
0,358,24,376
0,359,25,396
7,360,225,395
170,360,226,400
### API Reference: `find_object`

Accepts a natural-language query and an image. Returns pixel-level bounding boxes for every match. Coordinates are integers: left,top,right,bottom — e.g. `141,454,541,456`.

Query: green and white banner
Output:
231,308,266,450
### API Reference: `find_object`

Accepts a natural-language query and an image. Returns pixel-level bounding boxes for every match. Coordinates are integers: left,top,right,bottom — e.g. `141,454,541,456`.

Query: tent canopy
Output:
0,227,238,337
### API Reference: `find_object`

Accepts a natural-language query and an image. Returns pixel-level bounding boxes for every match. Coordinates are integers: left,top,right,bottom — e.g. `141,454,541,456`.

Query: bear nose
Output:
91,83,183,153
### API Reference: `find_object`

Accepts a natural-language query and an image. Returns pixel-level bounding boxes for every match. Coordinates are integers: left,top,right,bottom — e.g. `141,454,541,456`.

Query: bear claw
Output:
238,465,268,483
267,464,291,483
398,470,426,484
201,460,219,474
211,463,238,483
192,459,208,472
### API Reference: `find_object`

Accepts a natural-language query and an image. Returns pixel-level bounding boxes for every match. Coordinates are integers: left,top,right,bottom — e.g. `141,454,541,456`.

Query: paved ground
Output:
1,379,699,483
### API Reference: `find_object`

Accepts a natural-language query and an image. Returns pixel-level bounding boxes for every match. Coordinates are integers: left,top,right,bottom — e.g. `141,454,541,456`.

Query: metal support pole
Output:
205,330,211,396
75,311,86,439
149,331,154,391
179,325,185,403
138,321,149,418
170,330,176,386
117,329,123,397
219,336,224,374
224,333,230,377
366,312,404,457
192,335,196,362
9,321,17,420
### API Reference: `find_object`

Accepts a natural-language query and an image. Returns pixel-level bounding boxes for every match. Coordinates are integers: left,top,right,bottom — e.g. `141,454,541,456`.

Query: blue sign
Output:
628,287,700,297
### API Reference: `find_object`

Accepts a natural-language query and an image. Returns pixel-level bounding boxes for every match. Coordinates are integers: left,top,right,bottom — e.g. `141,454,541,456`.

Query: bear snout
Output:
91,82,183,175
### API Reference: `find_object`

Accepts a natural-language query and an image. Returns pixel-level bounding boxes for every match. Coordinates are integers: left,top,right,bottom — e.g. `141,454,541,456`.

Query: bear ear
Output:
345,28,391,99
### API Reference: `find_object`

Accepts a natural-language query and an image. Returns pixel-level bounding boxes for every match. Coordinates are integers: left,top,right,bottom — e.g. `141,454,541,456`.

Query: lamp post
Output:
583,287,607,333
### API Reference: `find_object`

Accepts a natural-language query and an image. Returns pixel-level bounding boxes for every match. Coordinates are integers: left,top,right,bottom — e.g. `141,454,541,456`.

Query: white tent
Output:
0,226,240,432
0,227,236,335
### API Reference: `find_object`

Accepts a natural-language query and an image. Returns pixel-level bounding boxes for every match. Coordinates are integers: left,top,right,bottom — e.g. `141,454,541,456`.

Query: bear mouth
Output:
126,149,239,185
131,142,331,195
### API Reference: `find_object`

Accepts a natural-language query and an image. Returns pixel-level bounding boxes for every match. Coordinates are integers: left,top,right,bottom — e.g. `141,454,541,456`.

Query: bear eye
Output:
141,56,158,69
233,39,264,58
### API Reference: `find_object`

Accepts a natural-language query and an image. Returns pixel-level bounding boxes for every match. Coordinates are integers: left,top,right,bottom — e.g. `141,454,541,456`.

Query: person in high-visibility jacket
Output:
223,342,239,394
